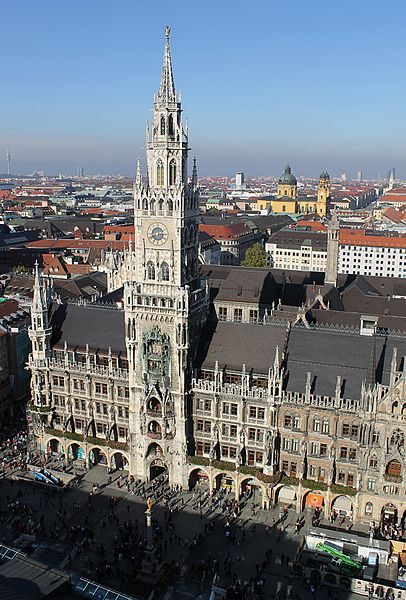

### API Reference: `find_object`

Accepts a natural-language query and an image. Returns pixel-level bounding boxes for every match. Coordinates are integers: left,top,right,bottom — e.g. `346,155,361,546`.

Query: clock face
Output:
147,222,169,245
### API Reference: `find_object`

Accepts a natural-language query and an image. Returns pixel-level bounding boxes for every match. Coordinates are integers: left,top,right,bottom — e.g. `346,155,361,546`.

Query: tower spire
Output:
158,26,176,103
32,260,43,312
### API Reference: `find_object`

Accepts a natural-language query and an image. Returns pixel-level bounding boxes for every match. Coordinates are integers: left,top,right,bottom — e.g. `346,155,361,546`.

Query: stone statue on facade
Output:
356,471,362,492
266,429,274,467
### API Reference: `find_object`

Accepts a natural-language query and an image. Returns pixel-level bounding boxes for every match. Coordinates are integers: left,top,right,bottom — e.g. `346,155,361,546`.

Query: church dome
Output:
279,164,297,185
320,171,330,180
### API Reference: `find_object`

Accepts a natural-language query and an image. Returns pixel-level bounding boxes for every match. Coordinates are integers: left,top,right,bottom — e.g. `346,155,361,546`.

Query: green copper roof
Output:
278,164,297,185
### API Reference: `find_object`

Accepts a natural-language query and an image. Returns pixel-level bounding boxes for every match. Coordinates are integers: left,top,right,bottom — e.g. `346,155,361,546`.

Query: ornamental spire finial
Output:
158,26,175,103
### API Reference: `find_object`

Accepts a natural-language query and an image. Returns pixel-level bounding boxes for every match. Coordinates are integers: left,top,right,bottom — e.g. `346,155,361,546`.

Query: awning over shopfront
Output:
306,493,324,508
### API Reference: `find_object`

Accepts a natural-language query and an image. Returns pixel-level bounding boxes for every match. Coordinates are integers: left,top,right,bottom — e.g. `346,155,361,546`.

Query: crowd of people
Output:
2,430,404,599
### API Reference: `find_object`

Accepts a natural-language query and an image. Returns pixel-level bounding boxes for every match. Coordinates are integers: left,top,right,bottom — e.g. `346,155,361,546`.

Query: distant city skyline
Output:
1,0,406,179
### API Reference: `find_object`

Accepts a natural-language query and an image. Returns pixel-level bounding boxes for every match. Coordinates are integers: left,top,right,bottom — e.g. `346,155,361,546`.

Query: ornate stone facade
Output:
26,29,406,528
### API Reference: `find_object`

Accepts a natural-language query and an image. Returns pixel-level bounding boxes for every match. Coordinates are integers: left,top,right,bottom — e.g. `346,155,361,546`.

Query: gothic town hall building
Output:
28,29,406,527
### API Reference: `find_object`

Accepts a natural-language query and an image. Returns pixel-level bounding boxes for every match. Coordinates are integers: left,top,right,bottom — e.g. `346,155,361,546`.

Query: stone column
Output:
145,500,154,550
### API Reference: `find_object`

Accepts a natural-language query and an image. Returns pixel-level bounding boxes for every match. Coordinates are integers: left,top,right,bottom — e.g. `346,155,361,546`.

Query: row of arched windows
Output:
141,197,174,213
391,401,406,415
156,159,176,187
147,261,170,281
160,114,175,137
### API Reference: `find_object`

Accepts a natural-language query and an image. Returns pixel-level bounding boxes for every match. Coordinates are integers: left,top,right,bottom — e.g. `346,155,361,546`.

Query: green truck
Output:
316,542,362,577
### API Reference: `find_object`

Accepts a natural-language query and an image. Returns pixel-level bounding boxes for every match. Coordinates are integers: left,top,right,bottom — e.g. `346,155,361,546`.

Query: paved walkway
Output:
0,464,372,599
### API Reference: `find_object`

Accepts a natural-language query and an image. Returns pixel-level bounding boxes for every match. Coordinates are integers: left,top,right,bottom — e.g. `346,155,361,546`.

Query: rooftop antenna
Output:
6,147,11,176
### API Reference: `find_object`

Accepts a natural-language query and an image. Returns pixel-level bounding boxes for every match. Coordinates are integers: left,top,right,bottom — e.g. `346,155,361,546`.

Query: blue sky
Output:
1,0,405,178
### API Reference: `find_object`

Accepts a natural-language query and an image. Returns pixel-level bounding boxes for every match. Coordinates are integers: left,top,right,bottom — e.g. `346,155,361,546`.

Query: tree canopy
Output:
241,243,268,268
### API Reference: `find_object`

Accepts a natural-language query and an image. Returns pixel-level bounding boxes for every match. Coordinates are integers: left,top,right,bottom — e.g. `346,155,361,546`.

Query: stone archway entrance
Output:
150,457,168,481
111,452,128,471
331,495,353,517
303,491,324,511
381,503,398,528
48,438,61,454
67,443,85,461
275,485,297,507
240,478,261,507
214,472,234,493
188,468,209,491
89,447,108,466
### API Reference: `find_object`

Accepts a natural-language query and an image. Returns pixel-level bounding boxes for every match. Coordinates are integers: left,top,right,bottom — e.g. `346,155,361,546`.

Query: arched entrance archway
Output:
275,485,297,506
214,472,234,493
89,447,108,466
240,477,262,507
381,503,398,531
67,443,85,461
111,452,128,471
303,490,324,511
331,495,353,517
188,468,209,491
48,438,61,454
149,457,168,481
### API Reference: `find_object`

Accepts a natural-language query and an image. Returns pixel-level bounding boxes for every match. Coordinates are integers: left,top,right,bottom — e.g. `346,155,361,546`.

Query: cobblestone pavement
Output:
0,463,369,599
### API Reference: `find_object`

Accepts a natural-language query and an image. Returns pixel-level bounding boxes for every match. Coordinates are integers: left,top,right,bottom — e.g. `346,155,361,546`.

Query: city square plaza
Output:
0,457,405,600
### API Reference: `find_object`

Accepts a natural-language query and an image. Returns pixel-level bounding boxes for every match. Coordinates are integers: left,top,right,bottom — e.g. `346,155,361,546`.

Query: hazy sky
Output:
1,0,405,179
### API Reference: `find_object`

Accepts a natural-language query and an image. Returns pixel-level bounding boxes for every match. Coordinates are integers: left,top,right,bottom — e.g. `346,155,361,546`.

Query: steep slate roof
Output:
50,303,125,353
284,327,406,399
214,269,276,305
197,320,287,373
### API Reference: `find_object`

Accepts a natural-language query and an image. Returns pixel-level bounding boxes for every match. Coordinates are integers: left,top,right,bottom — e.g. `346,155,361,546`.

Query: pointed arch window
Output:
167,198,173,214
157,160,164,187
168,114,174,137
147,261,155,280
160,115,165,135
161,262,170,281
169,159,176,186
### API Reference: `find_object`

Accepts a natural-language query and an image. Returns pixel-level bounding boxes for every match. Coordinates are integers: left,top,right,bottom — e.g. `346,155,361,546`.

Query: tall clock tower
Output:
124,27,208,485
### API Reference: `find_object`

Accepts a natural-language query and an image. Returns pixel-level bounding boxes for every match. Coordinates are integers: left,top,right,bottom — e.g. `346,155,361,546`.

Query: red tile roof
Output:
199,222,251,240
382,207,406,224
339,228,406,249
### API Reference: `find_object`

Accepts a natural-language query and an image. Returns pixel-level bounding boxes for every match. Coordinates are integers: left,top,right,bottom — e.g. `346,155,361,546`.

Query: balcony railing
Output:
146,431,162,440
384,474,402,483
146,409,162,418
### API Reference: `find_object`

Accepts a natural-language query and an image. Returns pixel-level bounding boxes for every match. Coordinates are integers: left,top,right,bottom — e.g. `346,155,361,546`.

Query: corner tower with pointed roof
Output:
28,262,53,407
124,27,208,485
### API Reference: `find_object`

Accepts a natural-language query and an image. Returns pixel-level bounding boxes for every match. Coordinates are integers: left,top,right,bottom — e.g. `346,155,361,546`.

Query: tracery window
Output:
147,262,155,280
168,114,174,137
161,262,169,281
169,159,176,186
160,115,165,135
157,160,164,187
